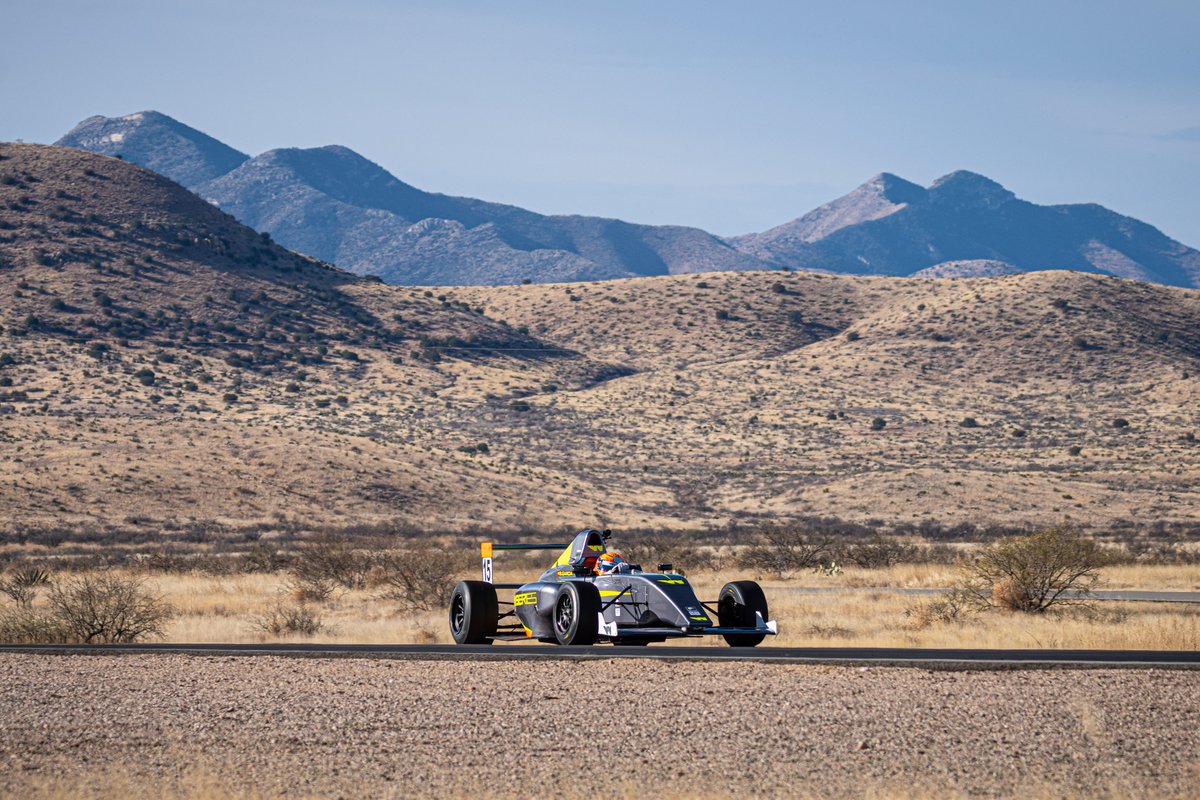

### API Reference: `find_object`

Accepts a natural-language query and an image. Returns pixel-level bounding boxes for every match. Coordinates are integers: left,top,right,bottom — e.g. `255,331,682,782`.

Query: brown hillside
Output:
0,144,617,536
2,143,1199,540
451,270,1200,529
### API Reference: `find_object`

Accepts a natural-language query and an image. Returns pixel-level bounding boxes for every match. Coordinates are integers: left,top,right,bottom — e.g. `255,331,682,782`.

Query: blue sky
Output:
3,1,1198,244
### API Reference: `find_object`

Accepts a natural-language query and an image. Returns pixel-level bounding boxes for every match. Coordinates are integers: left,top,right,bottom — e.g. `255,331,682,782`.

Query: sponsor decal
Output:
513,591,539,607
657,578,685,585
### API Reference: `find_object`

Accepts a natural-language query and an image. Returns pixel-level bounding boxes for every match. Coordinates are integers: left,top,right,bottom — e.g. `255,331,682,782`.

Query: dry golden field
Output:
2,560,1186,651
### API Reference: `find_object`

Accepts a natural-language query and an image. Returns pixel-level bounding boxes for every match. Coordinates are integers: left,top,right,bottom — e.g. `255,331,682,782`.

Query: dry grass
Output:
8,561,1190,651
674,567,1200,650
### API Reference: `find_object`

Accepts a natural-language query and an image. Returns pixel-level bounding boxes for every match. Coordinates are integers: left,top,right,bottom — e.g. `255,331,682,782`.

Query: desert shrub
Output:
737,527,831,579
242,542,288,573
251,600,324,638
371,543,469,612
959,417,979,428
870,417,886,430
961,527,1106,613
904,589,976,629
838,537,920,569
0,608,72,644
289,534,373,598
46,574,173,643
0,567,50,609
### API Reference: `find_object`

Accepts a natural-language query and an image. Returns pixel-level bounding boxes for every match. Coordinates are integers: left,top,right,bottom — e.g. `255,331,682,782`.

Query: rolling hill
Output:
2,143,1199,540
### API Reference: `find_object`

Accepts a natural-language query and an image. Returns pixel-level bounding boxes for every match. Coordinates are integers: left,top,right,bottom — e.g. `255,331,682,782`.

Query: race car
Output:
448,528,777,646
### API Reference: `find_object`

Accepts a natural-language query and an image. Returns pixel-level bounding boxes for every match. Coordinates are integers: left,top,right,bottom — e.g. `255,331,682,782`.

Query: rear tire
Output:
553,582,600,645
448,580,498,644
718,580,769,647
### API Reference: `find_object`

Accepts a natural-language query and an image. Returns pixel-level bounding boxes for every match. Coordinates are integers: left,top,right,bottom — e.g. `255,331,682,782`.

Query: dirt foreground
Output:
1,654,1198,799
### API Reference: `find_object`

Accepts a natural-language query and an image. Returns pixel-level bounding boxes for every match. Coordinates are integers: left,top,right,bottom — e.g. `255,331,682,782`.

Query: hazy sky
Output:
4,1,1198,243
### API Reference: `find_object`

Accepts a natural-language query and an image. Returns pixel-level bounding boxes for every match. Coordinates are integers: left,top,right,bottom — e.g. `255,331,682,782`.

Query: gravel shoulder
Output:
1,654,1198,799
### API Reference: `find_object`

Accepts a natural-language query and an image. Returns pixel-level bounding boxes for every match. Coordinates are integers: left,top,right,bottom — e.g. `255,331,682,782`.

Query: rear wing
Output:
479,541,568,588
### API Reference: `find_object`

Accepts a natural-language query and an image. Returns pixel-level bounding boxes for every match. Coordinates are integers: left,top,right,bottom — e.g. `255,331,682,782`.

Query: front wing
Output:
598,611,778,640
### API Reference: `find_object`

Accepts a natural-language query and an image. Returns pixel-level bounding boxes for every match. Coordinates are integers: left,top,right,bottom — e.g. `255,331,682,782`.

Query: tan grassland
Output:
7,562,1188,651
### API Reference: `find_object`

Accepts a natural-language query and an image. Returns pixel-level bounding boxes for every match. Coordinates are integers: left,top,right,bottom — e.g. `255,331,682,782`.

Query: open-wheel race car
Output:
448,528,777,646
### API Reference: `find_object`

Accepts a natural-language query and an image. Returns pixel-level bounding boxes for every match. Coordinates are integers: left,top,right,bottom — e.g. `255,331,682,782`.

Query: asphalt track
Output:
1,642,1197,669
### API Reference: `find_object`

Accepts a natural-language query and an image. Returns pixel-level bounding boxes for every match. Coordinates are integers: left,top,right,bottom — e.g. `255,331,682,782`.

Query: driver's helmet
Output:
595,551,626,575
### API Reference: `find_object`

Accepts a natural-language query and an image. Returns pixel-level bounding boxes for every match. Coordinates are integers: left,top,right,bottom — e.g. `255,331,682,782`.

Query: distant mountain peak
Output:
928,170,1015,207
731,169,1200,287
57,110,249,187
859,172,927,204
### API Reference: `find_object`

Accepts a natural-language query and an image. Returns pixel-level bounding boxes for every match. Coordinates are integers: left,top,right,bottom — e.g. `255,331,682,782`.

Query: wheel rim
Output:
555,592,574,636
450,593,466,635
719,594,737,622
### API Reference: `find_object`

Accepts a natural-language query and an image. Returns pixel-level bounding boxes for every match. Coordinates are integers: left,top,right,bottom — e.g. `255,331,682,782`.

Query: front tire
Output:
553,582,600,645
448,580,498,644
718,580,769,647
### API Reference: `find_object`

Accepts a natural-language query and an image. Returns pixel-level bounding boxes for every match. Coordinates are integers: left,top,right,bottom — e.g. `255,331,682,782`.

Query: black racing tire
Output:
552,581,600,646
718,580,769,647
448,580,498,645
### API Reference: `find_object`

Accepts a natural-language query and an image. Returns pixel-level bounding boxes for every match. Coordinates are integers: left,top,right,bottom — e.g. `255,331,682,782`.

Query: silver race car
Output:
448,528,777,646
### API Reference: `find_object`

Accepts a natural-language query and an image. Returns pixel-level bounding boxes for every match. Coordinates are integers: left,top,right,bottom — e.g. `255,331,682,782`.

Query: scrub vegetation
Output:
2,526,1197,650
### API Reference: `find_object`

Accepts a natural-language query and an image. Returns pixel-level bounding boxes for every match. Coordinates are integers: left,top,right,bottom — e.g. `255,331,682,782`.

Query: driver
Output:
595,551,627,575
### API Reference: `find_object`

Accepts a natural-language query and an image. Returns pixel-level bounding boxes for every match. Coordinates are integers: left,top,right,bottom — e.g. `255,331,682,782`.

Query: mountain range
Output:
731,171,1200,286
55,111,1200,288
56,112,768,285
